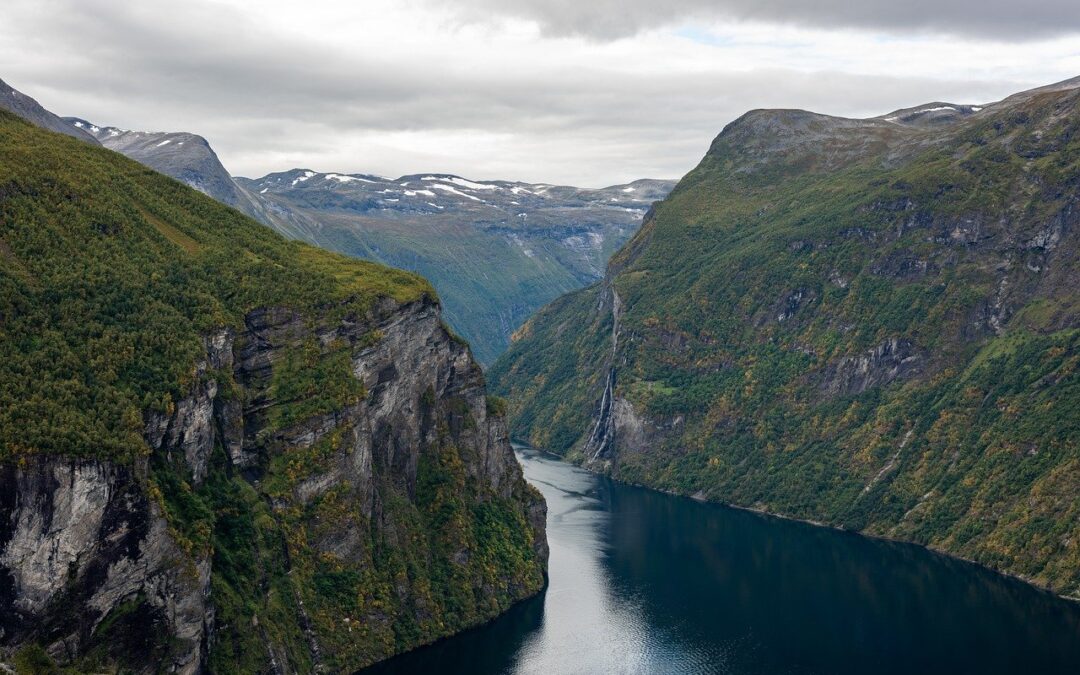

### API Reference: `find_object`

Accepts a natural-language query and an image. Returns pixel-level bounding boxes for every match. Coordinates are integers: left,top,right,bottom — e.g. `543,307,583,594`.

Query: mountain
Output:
0,109,546,672
57,114,672,364
238,170,675,363
489,77,1080,598
0,78,98,144
65,117,256,213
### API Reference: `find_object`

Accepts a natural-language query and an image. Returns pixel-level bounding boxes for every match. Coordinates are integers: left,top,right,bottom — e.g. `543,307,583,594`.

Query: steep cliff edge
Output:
0,110,546,672
490,77,1080,598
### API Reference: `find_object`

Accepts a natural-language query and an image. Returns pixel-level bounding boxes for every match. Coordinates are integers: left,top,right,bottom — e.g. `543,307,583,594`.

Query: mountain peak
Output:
63,115,247,210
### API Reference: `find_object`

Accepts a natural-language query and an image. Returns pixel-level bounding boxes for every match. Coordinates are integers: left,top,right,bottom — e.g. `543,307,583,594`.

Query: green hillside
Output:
490,80,1080,597
0,111,431,462
0,110,545,672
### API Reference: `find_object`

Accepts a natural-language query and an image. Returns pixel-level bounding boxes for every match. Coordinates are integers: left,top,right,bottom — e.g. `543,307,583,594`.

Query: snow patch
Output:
156,139,172,147
430,183,483,202
291,171,316,186
422,176,499,191
563,232,604,251
325,173,374,183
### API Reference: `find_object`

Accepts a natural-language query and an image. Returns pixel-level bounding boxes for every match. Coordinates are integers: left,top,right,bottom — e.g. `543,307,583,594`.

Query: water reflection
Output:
361,448,1080,674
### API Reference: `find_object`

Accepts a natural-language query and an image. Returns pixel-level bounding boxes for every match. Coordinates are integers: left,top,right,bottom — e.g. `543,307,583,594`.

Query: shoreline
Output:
512,442,1080,605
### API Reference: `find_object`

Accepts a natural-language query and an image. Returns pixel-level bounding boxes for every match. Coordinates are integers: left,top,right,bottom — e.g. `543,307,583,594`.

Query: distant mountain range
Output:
232,170,672,362
0,77,672,363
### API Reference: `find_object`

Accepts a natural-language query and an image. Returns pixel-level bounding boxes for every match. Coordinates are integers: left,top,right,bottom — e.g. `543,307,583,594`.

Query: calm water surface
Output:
362,447,1080,674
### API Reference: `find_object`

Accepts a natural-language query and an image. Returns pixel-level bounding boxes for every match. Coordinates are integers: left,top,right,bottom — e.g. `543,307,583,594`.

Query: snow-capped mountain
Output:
54,113,673,362
236,169,675,362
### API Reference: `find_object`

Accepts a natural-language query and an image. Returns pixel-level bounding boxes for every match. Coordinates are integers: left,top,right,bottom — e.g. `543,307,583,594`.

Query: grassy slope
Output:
0,111,545,672
491,88,1080,596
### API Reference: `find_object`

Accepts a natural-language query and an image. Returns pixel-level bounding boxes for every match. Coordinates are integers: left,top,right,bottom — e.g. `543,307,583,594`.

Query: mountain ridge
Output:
55,105,674,363
490,75,1080,598
0,78,99,144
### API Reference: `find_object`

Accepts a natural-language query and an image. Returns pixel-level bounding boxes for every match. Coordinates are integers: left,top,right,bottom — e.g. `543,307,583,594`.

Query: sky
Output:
2,0,1079,186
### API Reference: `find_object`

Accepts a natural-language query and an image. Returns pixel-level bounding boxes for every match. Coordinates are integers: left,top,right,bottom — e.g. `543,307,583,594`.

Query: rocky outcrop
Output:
820,338,923,398
0,457,210,674
1,296,545,672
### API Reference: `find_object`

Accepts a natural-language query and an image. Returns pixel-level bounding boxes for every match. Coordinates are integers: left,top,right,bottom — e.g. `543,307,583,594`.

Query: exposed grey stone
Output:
821,337,923,398
0,457,209,674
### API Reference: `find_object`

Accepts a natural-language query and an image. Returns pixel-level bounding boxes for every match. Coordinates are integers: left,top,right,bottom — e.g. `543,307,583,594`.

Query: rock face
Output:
0,457,210,673
1,295,545,672
491,76,1080,598
820,337,922,398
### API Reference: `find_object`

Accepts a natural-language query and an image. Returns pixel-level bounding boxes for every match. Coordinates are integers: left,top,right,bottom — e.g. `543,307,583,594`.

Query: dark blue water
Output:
363,447,1080,674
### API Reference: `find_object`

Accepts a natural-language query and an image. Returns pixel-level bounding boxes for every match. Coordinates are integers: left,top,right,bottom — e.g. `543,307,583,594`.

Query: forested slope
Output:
491,78,1080,597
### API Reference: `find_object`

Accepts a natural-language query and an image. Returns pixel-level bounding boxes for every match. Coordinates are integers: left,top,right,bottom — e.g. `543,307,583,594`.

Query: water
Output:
362,447,1080,674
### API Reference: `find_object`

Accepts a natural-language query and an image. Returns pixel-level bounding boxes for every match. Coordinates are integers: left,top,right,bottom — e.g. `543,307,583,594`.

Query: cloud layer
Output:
1,0,1078,185
445,0,1080,40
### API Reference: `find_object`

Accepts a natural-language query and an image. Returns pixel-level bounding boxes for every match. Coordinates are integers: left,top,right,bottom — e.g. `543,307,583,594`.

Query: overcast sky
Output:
3,0,1079,186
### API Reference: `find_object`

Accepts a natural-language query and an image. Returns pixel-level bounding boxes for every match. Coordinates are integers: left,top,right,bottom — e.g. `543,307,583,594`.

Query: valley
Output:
59,110,673,364
2,17,1080,670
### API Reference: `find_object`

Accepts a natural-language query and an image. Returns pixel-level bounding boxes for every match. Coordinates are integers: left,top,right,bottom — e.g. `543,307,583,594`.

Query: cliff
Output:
0,110,546,672
490,77,1080,598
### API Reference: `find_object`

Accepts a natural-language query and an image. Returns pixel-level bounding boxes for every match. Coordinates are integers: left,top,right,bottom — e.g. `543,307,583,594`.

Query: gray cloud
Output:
0,0,1071,186
442,0,1080,40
